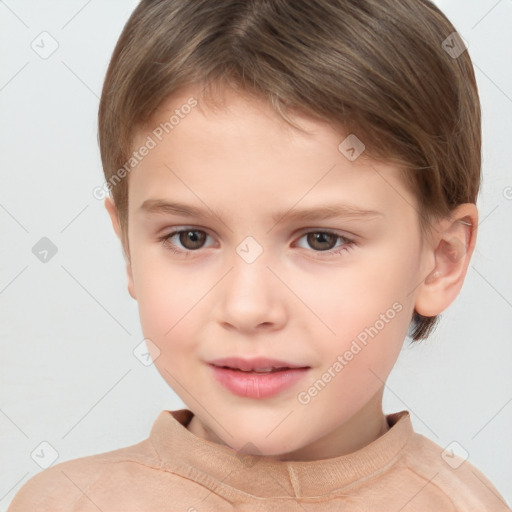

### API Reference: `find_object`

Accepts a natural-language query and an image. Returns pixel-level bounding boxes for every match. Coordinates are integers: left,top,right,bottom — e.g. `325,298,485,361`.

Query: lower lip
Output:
209,364,310,399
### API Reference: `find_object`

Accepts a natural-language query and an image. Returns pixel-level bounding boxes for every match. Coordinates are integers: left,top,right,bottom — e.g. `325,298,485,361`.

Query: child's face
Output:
107,85,435,459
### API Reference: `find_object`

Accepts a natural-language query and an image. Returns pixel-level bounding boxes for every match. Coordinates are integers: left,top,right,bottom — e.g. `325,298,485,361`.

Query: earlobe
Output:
414,204,478,317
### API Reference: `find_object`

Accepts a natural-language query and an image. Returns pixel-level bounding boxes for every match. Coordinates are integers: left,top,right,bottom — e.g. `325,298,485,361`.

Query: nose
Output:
214,243,288,333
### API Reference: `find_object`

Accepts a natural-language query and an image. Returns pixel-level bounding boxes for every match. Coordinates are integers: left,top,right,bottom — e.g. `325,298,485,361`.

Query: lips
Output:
208,356,309,373
208,358,311,399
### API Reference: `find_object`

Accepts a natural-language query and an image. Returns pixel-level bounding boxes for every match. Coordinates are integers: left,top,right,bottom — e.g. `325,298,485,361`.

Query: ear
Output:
104,197,137,300
414,203,478,317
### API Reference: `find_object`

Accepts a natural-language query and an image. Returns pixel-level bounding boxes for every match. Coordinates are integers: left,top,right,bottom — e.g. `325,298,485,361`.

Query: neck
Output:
187,388,389,462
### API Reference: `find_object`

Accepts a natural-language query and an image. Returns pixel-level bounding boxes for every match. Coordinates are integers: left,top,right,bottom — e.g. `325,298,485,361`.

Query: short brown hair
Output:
98,0,481,341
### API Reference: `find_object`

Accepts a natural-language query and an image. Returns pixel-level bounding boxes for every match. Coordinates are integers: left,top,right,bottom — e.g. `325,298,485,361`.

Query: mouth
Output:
212,366,298,373
207,357,311,399
208,356,310,372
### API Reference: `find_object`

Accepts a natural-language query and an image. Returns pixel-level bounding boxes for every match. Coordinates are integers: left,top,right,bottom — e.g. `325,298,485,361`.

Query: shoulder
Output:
7,439,161,511
400,431,511,511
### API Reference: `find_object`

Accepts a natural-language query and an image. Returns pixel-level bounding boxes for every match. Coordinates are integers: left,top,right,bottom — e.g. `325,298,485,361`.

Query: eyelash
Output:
157,228,356,258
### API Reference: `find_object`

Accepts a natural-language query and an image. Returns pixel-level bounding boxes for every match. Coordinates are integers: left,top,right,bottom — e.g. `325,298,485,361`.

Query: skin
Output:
105,84,478,461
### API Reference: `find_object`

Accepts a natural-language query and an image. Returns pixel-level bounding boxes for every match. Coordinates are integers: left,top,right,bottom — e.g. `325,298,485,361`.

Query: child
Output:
8,0,510,510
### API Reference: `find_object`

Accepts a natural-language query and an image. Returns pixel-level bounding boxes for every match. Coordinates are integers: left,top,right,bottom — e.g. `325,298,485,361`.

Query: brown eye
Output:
160,229,210,254
305,232,338,251
160,228,355,258
176,230,207,250
295,230,355,257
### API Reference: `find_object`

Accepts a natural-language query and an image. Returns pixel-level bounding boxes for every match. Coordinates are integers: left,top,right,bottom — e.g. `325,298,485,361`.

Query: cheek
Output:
306,261,410,340
301,253,413,386
136,281,199,381
131,253,204,353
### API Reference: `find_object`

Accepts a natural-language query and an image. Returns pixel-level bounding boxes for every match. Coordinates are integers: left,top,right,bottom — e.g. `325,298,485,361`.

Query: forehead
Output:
127,86,417,224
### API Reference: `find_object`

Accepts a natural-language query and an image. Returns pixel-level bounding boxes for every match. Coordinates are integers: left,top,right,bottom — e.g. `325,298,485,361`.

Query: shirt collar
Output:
149,408,413,498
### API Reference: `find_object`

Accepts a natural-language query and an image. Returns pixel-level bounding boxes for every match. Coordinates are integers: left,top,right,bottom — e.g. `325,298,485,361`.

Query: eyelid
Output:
159,227,218,252
159,226,358,255
293,226,357,239
159,225,357,241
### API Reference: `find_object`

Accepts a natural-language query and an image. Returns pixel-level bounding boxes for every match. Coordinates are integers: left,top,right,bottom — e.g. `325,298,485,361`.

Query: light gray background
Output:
1,0,511,509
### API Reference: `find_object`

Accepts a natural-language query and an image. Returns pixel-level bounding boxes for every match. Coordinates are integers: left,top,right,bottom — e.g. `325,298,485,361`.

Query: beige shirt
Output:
8,409,510,511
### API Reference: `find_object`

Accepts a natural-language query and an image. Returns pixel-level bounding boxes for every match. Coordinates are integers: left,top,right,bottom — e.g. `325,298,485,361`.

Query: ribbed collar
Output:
149,408,413,498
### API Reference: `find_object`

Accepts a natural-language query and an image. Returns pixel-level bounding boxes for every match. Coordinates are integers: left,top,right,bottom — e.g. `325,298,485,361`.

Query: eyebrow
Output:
138,199,383,224
139,199,384,223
